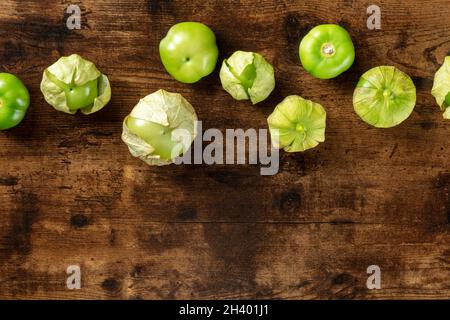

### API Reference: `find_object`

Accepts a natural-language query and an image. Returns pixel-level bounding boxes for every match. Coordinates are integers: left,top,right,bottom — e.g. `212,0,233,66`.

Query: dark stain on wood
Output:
329,219,355,225
419,120,438,130
202,223,261,295
423,44,441,68
109,228,117,246
332,272,354,285
1,40,26,65
131,265,144,278
205,166,260,188
277,190,302,215
389,143,398,158
283,12,323,64
147,0,173,15
101,277,121,294
283,13,302,45
176,207,198,220
0,176,18,186
435,172,450,189
395,30,410,49
137,225,187,253
70,214,90,229
0,191,39,260
412,76,433,91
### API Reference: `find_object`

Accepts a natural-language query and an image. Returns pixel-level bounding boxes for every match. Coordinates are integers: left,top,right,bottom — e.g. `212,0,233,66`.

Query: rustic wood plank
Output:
0,0,449,299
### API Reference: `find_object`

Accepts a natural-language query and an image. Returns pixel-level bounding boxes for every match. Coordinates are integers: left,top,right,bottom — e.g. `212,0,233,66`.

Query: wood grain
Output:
0,0,449,299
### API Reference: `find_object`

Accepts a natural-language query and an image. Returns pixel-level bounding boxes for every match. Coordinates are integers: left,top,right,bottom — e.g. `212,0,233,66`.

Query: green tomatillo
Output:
299,24,355,79
0,73,30,130
41,54,111,114
122,89,198,166
267,95,326,152
220,51,275,104
431,56,450,119
353,66,416,128
159,22,219,84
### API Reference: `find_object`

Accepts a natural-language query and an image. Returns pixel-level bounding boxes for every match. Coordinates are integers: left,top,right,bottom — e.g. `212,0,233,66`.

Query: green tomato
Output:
46,72,98,110
159,22,219,83
126,117,183,161
353,66,416,128
0,73,30,130
299,24,355,79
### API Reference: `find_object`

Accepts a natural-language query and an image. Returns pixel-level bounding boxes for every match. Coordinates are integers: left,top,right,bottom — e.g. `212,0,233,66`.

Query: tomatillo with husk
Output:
431,56,450,119
122,89,198,166
0,73,30,130
220,51,275,104
41,54,111,114
267,95,326,152
353,66,416,128
299,24,355,79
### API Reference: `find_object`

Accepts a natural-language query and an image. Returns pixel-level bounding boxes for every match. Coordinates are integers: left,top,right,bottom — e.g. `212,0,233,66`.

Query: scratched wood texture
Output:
0,0,449,300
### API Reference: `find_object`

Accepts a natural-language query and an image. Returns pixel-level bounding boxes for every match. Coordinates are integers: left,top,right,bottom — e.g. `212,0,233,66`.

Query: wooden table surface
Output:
0,0,449,300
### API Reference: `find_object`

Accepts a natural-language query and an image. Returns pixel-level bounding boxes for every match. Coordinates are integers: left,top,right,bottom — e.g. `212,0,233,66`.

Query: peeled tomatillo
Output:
299,24,355,79
159,22,219,83
0,73,30,130
40,54,111,115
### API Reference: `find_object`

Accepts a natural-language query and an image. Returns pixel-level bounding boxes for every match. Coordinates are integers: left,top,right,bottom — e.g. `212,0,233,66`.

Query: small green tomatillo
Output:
220,51,275,104
431,56,450,119
299,24,355,79
0,73,30,130
122,89,198,166
159,22,219,84
353,66,416,128
267,95,326,152
41,54,111,114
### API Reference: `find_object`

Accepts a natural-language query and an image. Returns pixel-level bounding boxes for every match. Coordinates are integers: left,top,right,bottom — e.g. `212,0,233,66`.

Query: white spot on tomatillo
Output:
321,43,335,57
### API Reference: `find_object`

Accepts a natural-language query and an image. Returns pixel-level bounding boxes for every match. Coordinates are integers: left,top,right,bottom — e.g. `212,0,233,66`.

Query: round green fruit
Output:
159,22,219,84
353,66,416,128
299,24,355,79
